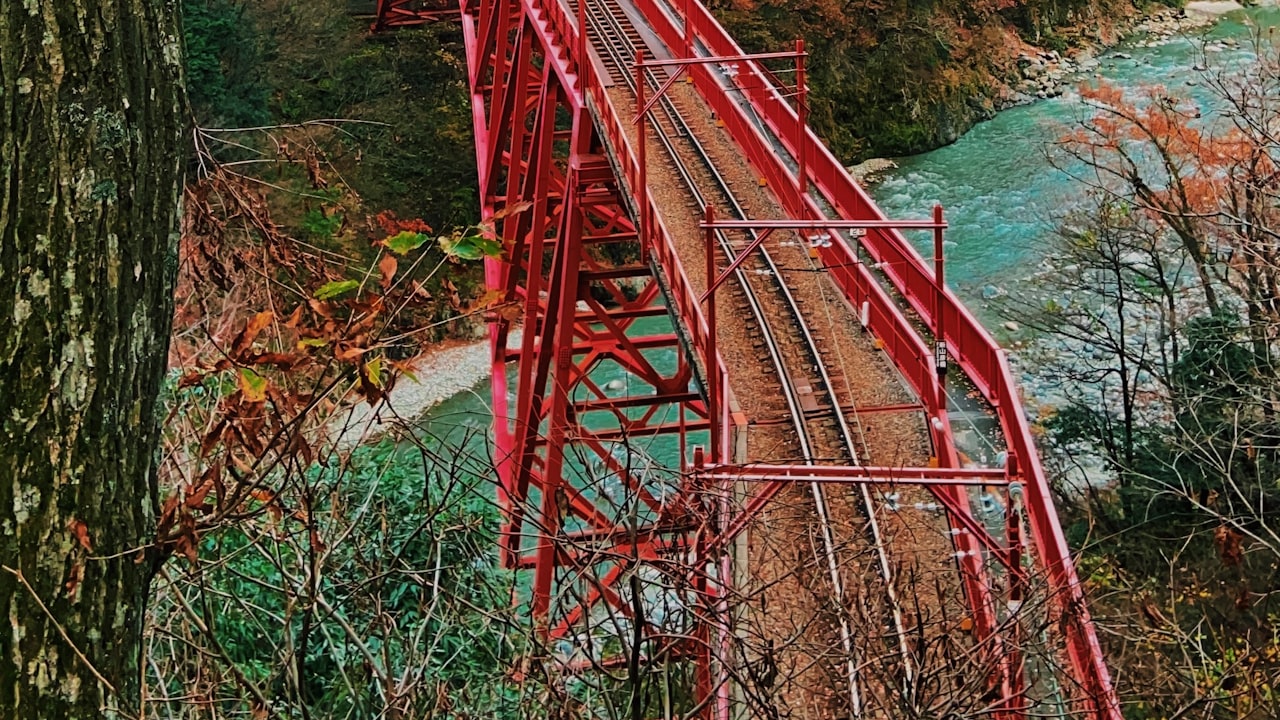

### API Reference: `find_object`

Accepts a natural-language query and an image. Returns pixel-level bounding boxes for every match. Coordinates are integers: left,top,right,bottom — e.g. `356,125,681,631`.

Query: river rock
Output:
1184,0,1244,15
1004,321,1020,332
847,158,898,186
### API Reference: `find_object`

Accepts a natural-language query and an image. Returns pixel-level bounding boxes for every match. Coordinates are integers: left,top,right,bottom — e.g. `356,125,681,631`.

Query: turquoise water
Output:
413,315,696,533
873,8,1279,302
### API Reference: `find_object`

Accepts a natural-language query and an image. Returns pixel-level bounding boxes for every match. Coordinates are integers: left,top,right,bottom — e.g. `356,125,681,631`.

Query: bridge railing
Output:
623,0,1117,714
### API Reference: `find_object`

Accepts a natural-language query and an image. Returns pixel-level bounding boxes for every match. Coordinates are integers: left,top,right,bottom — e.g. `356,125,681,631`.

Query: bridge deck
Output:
583,3,974,714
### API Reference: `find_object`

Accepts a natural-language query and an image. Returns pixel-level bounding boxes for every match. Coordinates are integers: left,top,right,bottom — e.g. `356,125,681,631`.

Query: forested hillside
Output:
713,0,1135,156
191,0,1150,174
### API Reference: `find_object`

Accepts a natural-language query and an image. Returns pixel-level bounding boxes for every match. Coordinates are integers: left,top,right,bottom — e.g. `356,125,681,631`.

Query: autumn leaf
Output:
186,465,219,510
68,518,92,552
309,527,327,554
335,344,368,361
314,279,359,300
178,371,207,389
238,368,268,402
1214,524,1244,567
378,253,397,289
493,200,533,219
199,419,226,459
364,356,384,389
174,534,198,564
231,311,274,357
296,337,328,350
390,359,420,384
65,561,84,596
250,488,276,505
283,304,304,328
439,233,502,260
308,298,334,318
383,231,429,255
495,301,521,322
472,288,505,309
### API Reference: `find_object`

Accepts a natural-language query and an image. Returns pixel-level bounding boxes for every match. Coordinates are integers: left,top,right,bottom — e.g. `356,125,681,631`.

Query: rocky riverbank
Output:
1006,5,1228,105
851,3,1242,184
333,330,515,449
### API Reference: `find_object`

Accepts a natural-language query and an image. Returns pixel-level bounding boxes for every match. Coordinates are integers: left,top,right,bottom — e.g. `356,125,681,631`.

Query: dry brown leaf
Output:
231,311,274,358
378,253,397,289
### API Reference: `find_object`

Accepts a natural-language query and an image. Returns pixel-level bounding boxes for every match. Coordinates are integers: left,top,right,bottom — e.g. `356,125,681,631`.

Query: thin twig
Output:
2,565,117,693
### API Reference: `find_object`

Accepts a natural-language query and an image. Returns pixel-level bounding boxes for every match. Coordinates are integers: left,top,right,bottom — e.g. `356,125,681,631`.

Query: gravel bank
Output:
333,330,517,449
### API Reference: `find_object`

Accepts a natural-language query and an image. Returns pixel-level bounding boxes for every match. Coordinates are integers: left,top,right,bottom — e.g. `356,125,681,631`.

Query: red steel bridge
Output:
372,0,1121,718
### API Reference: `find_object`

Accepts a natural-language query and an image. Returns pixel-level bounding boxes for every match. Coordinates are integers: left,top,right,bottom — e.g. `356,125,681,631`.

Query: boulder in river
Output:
847,158,899,186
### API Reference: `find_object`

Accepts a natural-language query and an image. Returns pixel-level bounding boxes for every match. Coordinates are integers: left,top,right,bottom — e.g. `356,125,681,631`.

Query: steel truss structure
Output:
373,0,1123,716
370,0,458,29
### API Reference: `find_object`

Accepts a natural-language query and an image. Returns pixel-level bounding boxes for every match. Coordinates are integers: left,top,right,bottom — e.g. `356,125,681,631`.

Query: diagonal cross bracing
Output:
375,0,1121,717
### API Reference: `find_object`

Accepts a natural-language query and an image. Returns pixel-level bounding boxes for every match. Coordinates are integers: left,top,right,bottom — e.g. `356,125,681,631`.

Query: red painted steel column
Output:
635,50,647,252
704,205,719,464
933,204,947,395
796,39,807,201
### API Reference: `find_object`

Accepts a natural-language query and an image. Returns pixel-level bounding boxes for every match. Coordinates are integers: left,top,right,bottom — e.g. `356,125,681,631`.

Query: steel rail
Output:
582,1,917,711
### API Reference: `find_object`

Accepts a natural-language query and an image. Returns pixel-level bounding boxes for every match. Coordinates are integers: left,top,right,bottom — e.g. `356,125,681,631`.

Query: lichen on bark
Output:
0,0,186,716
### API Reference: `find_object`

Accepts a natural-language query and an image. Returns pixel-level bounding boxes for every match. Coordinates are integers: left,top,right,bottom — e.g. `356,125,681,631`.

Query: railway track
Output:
578,1,922,713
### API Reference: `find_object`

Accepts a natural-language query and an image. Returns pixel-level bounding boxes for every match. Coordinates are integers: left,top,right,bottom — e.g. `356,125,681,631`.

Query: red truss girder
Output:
628,1,1121,717
367,0,1122,714
371,0,458,30
453,0,726,712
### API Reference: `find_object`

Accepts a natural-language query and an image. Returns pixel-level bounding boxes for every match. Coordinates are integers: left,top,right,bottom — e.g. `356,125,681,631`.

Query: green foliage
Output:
384,231,430,255
157,439,526,717
439,232,502,260
300,208,343,241
1170,312,1261,419
312,278,359,299
253,4,478,228
182,0,270,127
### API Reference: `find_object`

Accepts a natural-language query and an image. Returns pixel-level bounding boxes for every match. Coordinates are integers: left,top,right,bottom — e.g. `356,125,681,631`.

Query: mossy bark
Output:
0,0,185,716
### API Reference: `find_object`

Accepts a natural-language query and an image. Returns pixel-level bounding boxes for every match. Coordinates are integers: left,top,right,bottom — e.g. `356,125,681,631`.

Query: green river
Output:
873,7,1279,300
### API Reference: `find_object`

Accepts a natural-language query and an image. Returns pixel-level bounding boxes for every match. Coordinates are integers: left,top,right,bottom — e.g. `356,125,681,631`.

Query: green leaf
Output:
314,279,359,300
383,231,429,255
238,368,268,402
296,338,328,349
365,357,384,388
439,234,502,260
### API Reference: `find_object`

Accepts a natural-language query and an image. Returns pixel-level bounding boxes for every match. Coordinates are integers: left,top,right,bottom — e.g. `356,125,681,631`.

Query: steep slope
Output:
714,0,1139,157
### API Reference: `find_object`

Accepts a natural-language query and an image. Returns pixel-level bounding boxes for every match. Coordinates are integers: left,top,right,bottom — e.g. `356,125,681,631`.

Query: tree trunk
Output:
0,1,185,716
